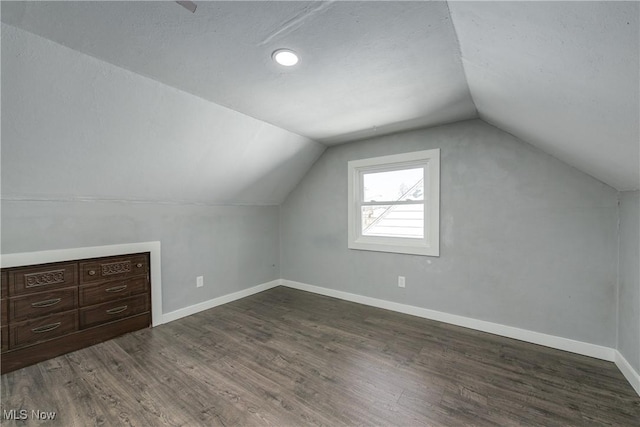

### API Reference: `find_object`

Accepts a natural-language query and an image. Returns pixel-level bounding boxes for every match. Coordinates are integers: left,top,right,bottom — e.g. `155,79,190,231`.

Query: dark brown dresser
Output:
0,252,151,374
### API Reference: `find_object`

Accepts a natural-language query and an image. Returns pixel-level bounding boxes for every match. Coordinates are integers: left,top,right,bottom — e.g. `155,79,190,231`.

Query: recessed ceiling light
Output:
272,49,299,67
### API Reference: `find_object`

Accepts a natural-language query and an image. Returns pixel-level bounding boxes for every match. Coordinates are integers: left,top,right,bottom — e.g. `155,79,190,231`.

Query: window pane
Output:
363,168,424,202
361,204,424,238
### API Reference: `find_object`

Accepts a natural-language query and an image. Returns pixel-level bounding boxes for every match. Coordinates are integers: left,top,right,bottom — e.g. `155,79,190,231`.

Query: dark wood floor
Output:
1,286,639,426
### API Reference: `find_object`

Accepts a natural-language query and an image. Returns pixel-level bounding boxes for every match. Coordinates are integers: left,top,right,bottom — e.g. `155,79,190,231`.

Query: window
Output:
348,149,440,256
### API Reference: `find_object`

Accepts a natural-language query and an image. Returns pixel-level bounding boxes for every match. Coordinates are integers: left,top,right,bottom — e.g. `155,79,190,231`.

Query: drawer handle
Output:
136,263,143,268
31,298,62,308
106,305,128,315
31,322,61,333
88,270,96,276
105,285,127,293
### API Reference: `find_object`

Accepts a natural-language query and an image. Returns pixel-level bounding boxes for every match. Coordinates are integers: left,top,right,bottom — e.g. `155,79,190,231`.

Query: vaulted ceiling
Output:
2,1,639,191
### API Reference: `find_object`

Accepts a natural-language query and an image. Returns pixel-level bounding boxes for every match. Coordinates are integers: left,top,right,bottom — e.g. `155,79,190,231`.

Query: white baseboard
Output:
281,280,616,362
162,279,281,324
615,350,640,396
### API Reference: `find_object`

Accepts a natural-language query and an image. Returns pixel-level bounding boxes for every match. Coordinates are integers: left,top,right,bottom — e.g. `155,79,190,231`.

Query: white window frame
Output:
347,149,440,256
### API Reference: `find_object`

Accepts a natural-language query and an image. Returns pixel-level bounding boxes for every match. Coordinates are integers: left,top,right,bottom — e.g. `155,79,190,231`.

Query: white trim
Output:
615,350,640,396
1,242,164,327
281,279,616,362
162,279,281,324
348,149,440,257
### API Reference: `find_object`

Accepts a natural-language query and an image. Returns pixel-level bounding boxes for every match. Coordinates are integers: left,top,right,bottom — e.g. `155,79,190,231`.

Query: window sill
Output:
348,239,439,257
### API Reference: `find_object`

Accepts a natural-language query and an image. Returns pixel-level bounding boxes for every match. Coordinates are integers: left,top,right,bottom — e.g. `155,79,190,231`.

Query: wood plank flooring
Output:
1,286,639,426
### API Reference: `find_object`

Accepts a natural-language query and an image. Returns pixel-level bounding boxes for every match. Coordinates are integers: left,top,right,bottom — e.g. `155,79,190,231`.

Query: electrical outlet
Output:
398,276,406,288
196,276,204,288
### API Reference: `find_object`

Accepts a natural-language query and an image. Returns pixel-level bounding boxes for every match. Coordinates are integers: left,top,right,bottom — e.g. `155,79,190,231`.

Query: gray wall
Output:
0,23,310,316
1,20,630,353
281,120,620,347
1,201,279,314
618,191,640,371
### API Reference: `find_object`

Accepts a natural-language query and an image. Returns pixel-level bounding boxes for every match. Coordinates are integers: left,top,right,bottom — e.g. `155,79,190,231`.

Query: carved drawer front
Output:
9,263,78,296
80,254,148,284
79,294,149,329
9,287,78,322
10,311,78,349
1,272,7,299
1,325,8,352
79,277,148,307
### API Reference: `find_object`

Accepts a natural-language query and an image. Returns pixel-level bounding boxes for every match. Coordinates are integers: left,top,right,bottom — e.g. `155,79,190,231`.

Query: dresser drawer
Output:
80,254,148,284
1,325,8,352
79,294,149,329
9,287,78,322
1,271,7,325
8,262,78,296
79,277,148,307
10,311,78,349
1,271,7,299
1,297,7,325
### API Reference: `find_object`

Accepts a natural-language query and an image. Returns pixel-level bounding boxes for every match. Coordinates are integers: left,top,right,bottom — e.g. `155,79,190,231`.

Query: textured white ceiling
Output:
1,23,325,205
0,1,476,143
449,1,639,191
2,1,638,190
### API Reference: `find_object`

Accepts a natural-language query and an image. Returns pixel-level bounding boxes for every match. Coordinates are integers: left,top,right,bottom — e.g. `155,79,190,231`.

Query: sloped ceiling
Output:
449,1,639,191
1,1,638,192
1,23,325,205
